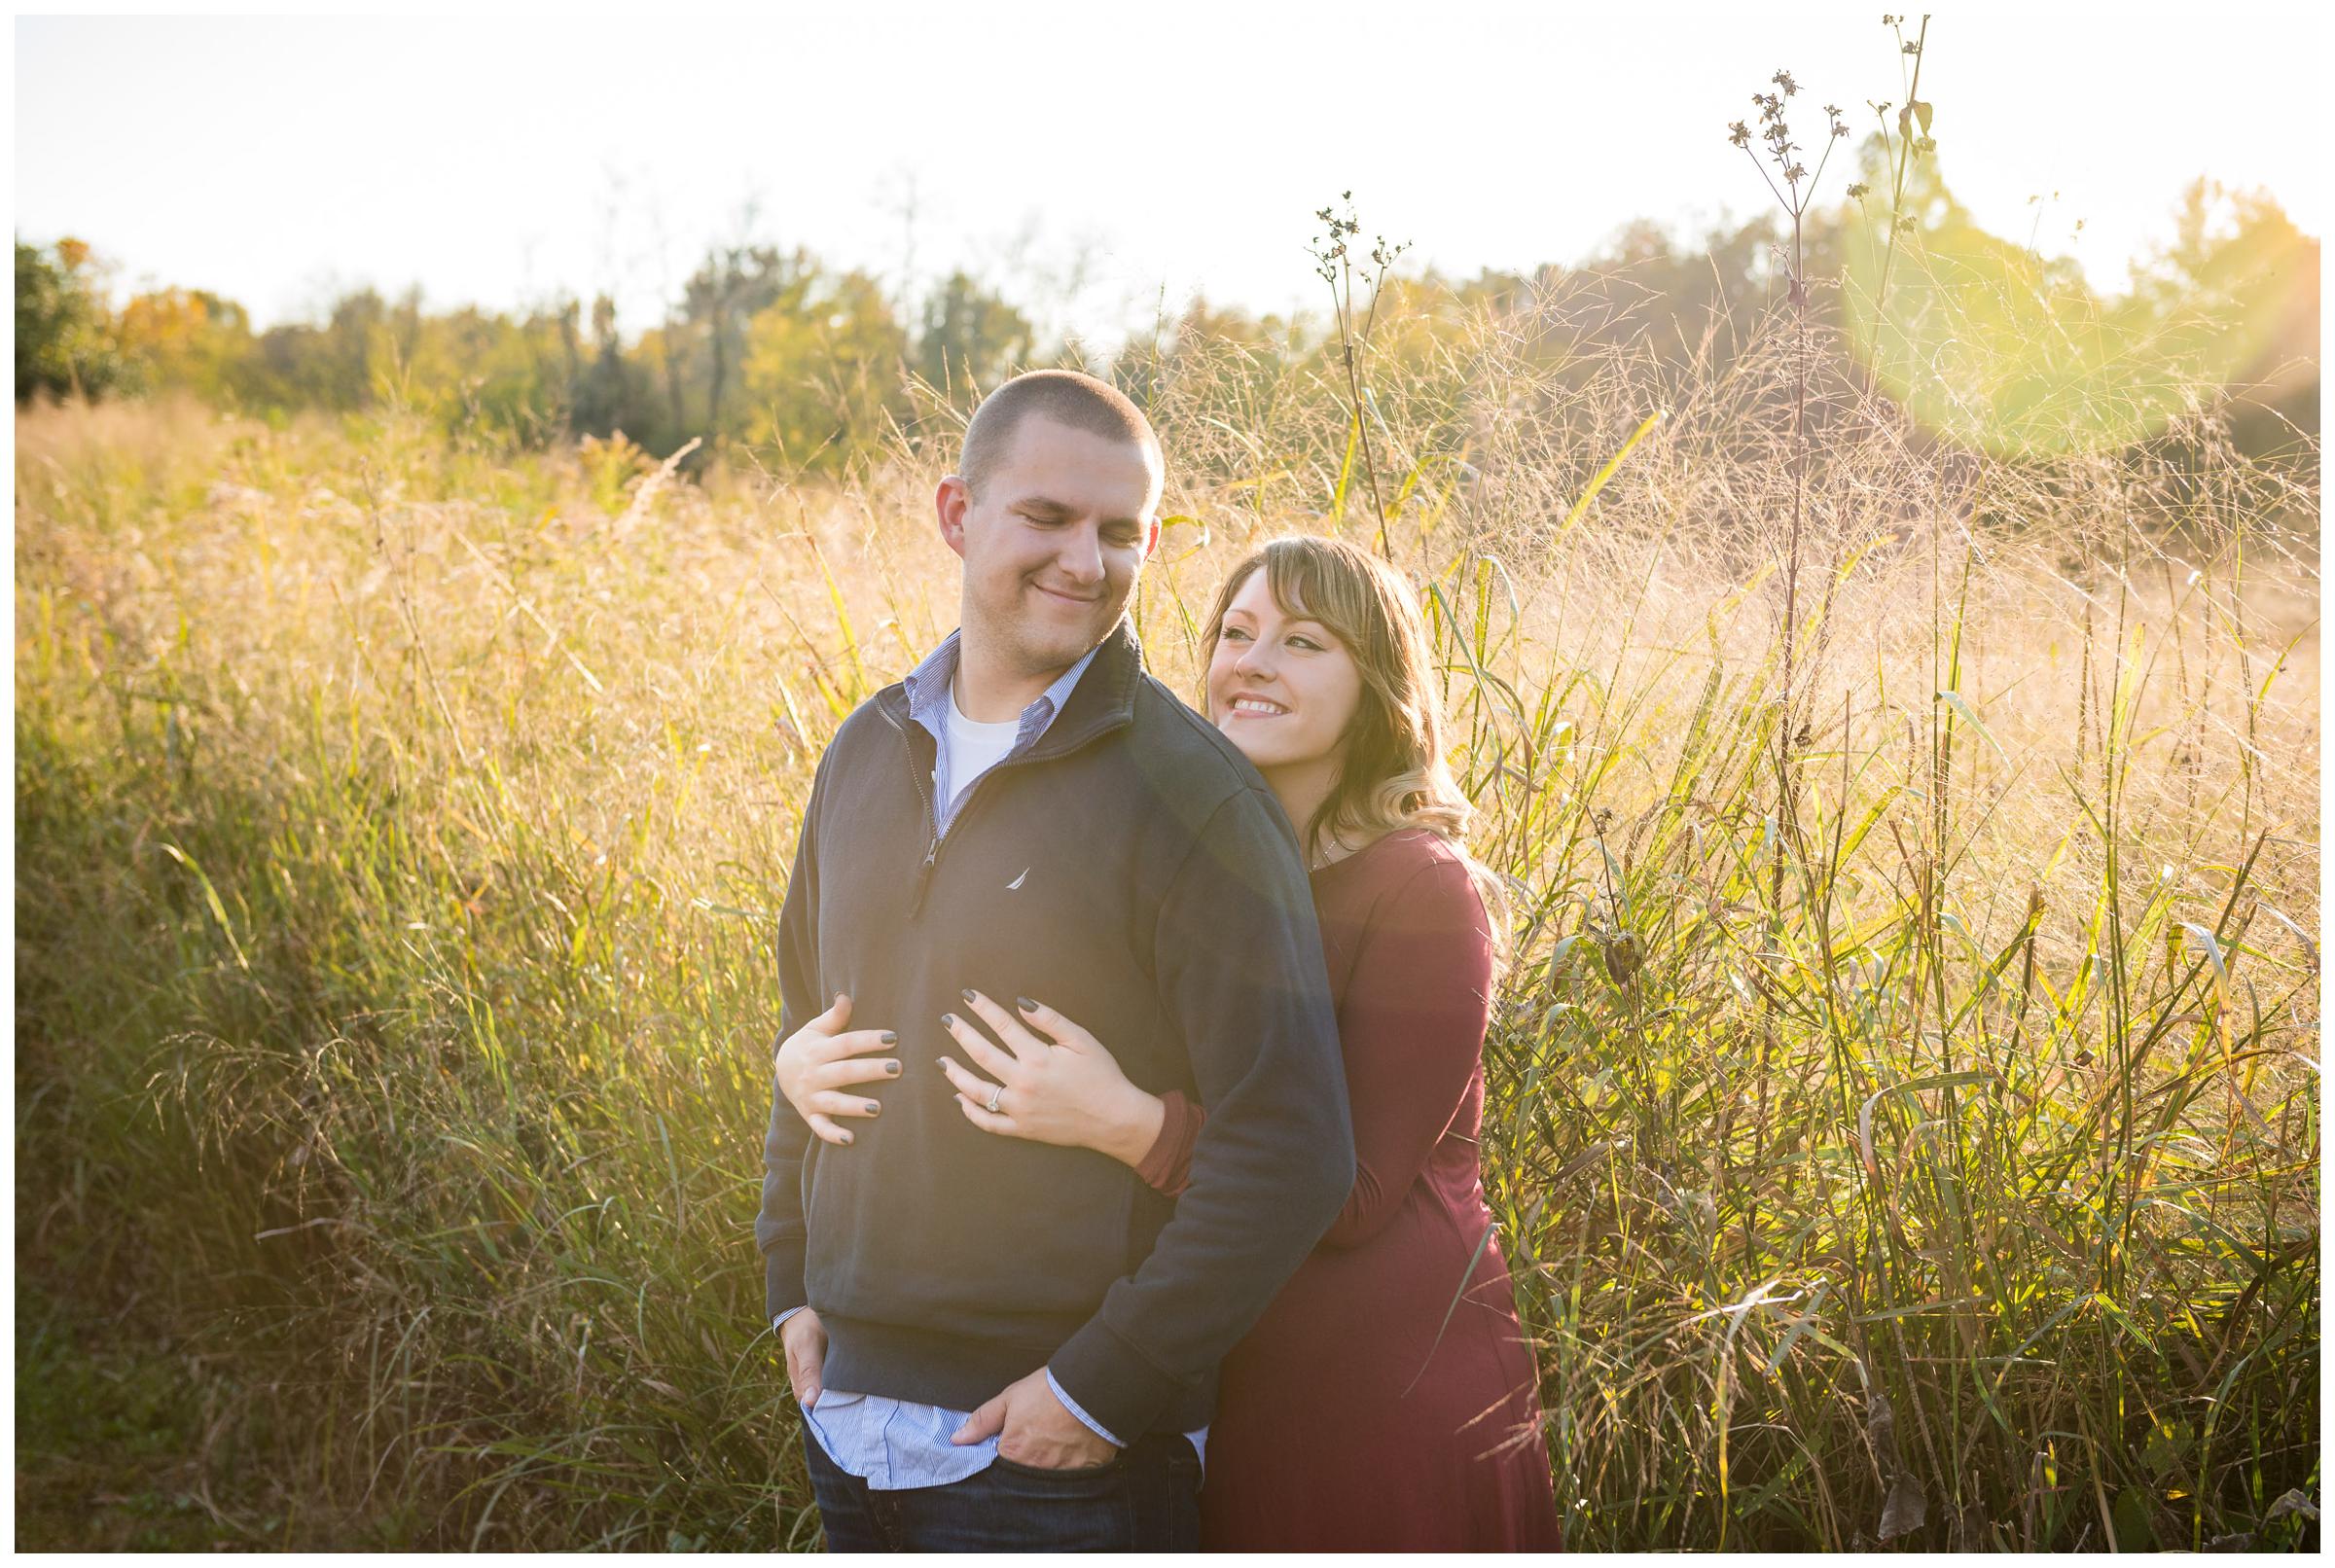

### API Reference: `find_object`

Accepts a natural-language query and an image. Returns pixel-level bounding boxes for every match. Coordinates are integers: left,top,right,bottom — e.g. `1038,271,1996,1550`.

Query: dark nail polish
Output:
865,1101,881,1116
840,1131,853,1145
1017,996,1038,1013
960,987,977,1005
880,1031,897,1045
886,1061,902,1076
941,1013,955,1028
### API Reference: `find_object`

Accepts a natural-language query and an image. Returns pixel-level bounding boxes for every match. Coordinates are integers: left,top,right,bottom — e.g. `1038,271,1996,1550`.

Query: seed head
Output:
1599,931,1643,988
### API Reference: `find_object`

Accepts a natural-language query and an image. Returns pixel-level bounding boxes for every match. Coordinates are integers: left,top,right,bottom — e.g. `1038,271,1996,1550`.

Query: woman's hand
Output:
774,993,900,1147
938,990,1166,1168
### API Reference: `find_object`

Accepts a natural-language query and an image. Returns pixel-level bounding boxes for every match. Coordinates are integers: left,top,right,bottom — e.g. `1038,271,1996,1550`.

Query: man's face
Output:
937,414,1162,679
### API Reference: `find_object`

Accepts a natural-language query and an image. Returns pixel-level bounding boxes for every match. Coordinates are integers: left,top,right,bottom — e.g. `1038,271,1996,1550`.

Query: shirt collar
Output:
903,628,1103,745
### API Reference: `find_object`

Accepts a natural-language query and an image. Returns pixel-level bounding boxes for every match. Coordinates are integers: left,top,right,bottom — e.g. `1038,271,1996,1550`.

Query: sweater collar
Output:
880,618,1142,759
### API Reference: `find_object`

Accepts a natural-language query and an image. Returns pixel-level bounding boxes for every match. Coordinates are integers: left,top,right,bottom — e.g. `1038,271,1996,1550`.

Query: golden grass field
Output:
13,287,2321,1550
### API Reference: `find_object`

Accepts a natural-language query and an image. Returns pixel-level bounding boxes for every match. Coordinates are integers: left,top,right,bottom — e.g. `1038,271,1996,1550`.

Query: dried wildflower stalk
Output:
1311,192,1410,559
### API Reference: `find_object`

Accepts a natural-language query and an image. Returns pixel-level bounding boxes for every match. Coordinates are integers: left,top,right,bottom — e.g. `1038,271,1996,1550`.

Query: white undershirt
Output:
940,682,1023,818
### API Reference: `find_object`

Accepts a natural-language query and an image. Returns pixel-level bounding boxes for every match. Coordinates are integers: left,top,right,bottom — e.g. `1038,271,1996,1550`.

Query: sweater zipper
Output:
880,702,947,914
910,763,1011,917
881,699,1116,918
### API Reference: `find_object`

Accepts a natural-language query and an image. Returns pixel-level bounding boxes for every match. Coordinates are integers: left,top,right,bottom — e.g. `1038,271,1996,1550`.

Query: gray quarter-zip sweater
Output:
756,617,1354,1441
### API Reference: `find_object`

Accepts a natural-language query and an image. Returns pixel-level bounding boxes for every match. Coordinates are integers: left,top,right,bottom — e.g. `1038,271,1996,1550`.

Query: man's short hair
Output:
958,370,1163,503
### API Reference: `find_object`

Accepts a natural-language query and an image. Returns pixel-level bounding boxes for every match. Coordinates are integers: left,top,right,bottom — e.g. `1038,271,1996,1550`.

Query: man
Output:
756,369,1355,1550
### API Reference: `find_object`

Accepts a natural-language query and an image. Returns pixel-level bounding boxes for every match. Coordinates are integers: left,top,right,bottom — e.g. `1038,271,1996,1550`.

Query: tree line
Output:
16,234,1052,470
15,158,2318,473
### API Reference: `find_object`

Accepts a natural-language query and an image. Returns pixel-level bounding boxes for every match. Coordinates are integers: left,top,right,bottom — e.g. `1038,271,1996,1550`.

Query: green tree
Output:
914,271,1033,402
16,237,124,401
393,301,570,438
114,287,255,402
740,267,909,472
1841,152,2303,455
570,295,634,440
675,243,811,444
2139,178,2320,454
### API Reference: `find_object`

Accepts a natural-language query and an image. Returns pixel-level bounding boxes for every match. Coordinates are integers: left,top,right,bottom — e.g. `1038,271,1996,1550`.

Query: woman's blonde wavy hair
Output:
1201,535,1508,957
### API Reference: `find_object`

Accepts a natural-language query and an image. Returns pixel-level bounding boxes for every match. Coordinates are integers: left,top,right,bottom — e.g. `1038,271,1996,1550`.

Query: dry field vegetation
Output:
14,269,2321,1550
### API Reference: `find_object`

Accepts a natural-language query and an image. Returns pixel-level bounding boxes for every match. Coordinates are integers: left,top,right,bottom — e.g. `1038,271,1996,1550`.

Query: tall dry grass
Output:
15,267,2319,1549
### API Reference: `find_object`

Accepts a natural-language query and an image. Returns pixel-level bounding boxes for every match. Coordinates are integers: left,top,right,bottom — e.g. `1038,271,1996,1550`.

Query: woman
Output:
777,536,1563,1550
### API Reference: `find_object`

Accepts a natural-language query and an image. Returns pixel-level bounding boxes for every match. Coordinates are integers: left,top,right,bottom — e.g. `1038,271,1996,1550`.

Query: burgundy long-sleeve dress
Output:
1135,828,1563,1551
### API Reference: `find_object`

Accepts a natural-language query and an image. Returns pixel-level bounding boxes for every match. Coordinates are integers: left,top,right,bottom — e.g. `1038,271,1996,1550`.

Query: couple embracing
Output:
756,370,1563,1551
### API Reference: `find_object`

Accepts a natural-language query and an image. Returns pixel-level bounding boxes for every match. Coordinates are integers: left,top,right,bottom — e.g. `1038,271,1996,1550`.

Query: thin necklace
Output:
1311,826,1397,871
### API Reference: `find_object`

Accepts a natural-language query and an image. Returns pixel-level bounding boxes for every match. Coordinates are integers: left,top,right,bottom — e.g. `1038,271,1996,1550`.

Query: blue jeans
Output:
804,1431,1202,1551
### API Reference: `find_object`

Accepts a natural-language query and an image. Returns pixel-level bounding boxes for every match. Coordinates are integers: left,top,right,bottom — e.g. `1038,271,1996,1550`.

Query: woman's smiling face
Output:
1205,568,1364,774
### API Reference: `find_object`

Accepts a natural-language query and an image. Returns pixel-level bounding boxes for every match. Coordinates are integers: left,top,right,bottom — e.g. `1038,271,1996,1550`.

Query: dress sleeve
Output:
1134,1090,1205,1198
1317,853,1495,1251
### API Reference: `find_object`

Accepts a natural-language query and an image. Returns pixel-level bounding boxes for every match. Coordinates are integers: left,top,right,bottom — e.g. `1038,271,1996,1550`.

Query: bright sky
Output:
14,5,2326,350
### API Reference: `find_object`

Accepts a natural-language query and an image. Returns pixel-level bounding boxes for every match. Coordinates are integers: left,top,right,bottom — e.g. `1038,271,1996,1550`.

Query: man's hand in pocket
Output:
950,1367,1118,1469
